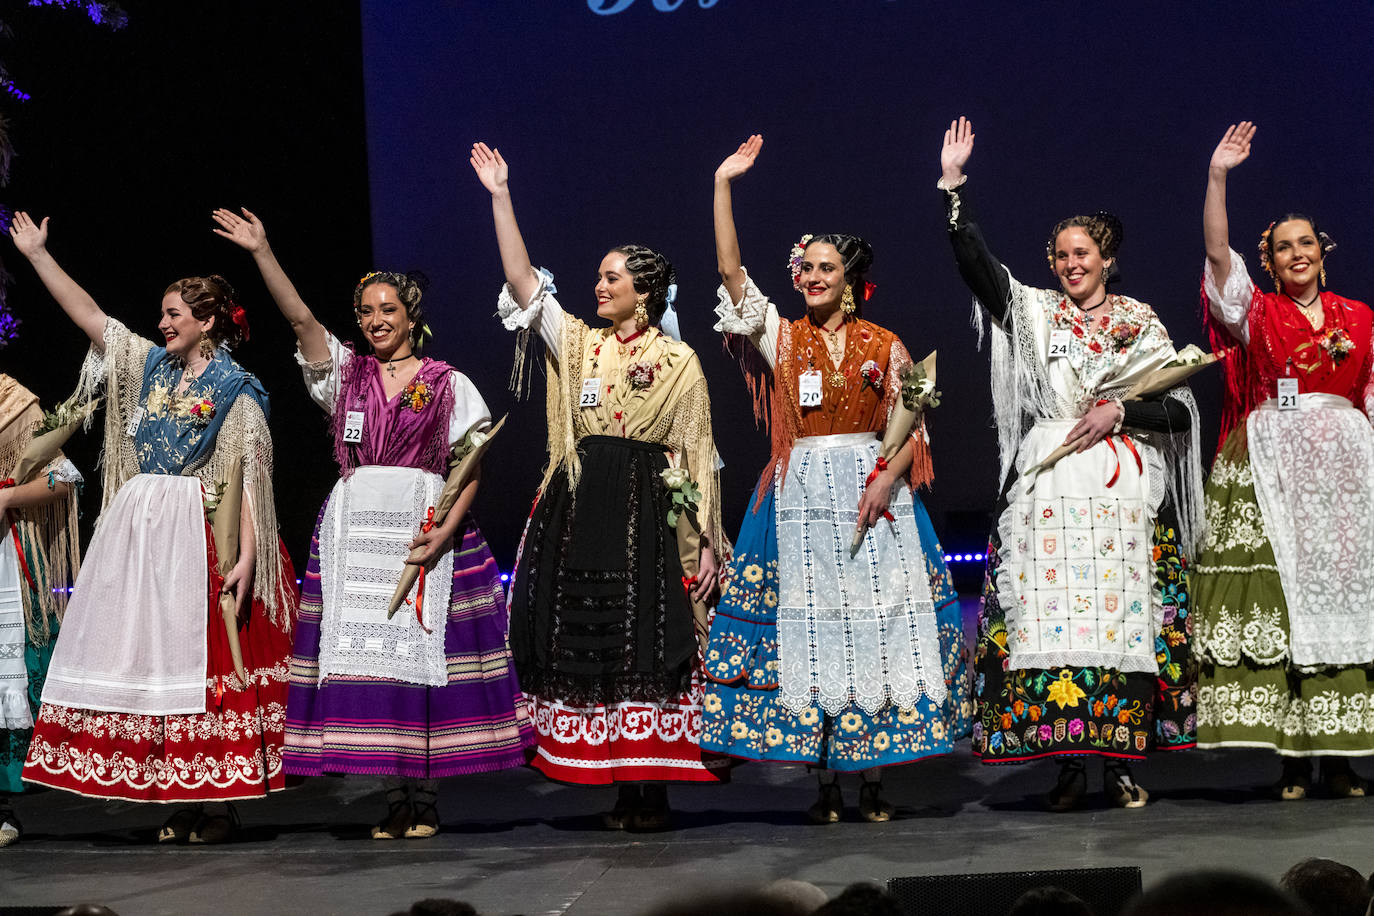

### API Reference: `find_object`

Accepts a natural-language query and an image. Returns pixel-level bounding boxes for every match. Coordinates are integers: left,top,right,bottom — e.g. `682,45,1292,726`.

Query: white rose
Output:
661,467,690,489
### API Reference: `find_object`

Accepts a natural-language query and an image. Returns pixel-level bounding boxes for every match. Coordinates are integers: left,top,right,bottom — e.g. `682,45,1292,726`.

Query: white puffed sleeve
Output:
1203,248,1257,347
496,267,567,362
294,330,353,414
446,371,493,447
711,267,781,370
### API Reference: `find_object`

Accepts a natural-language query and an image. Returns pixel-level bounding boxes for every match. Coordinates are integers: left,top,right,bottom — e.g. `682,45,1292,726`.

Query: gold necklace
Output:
819,322,846,388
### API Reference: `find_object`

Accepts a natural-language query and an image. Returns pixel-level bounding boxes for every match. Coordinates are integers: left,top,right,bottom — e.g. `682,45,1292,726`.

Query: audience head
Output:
1007,886,1095,916
1280,858,1369,916
1121,870,1312,916
813,882,903,916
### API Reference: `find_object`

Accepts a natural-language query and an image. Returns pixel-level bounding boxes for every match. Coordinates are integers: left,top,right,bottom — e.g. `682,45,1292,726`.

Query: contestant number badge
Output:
1048,330,1072,359
1277,377,1299,410
579,378,602,408
125,406,145,438
343,410,365,443
799,370,824,407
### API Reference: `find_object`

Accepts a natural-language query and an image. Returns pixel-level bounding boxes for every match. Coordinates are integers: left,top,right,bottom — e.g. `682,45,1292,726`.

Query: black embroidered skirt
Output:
511,435,696,706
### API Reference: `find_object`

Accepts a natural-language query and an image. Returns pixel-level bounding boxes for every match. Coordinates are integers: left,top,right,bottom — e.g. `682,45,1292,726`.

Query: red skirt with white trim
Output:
23,540,298,803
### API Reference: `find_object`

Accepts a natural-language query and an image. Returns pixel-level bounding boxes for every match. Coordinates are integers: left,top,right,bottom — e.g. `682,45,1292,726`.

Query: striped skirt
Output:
283,503,534,778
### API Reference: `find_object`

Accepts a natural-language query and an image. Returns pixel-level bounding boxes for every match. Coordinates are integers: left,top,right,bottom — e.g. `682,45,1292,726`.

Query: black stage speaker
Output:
888,866,1143,916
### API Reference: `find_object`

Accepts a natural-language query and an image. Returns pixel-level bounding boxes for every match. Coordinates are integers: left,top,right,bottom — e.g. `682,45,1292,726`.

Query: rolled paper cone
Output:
852,351,937,558
219,592,247,686
1020,434,1090,493
211,456,248,686
1120,353,1217,401
9,401,100,485
387,414,506,618
1023,354,1217,488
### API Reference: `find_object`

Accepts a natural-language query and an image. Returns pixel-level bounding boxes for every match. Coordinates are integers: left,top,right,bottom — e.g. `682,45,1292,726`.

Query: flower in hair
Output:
1257,221,1277,278
229,303,250,341
788,233,814,289
863,281,877,301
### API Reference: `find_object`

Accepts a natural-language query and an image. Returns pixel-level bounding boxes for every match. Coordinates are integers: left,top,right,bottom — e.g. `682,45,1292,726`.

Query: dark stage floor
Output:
5,601,1369,915
9,738,1370,914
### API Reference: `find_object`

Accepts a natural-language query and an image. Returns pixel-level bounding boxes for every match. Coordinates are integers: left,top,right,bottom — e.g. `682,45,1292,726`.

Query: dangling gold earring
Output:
1320,265,1328,287
198,331,214,360
634,294,649,329
840,284,856,315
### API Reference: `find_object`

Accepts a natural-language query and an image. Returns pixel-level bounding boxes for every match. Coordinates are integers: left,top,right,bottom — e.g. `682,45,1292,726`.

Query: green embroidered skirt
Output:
1195,426,1374,756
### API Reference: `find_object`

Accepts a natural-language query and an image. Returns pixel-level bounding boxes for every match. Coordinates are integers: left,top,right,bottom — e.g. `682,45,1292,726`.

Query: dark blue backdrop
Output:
358,0,1374,568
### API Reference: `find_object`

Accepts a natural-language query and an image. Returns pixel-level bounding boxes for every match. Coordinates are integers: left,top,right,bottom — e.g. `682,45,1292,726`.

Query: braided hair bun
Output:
611,244,676,324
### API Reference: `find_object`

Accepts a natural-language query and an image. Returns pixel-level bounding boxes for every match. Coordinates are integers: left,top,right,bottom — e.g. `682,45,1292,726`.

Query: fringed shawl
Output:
0,376,81,646
70,318,293,630
329,351,457,477
1204,278,1374,455
974,271,1205,555
543,315,722,543
734,316,934,513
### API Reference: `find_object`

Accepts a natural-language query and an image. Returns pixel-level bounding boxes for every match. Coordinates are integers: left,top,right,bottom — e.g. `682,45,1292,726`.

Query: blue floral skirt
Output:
701,484,969,771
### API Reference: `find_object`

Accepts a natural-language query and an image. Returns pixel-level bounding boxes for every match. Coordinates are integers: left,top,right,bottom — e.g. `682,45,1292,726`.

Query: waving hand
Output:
940,117,975,185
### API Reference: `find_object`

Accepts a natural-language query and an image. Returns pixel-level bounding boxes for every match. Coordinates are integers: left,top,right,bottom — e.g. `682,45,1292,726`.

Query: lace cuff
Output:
1203,248,1255,346
496,267,556,331
294,331,349,413
711,267,769,335
43,457,82,487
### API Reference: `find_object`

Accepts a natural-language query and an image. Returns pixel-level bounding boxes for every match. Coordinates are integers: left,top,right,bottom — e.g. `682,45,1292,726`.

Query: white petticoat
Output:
775,432,945,716
316,466,451,688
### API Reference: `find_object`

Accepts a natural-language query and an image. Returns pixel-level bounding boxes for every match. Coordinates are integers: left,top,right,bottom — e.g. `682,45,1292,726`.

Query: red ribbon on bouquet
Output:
404,506,436,634
861,458,895,523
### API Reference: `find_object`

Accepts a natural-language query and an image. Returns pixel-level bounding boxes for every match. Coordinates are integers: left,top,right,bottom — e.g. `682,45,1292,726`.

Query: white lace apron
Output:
1248,393,1374,667
42,474,208,715
316,465,451,687
775,432,945,715
0,533,30,729
999,419,1164,673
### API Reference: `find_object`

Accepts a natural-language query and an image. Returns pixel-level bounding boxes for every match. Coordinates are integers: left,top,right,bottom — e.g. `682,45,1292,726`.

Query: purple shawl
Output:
330,350,457,477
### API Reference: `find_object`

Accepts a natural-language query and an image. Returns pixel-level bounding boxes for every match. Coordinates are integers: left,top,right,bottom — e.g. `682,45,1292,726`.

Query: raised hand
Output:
1210,121,1256,174
211,207,268,253
470,142,509,194
940,117,975,183
7,211,50,259
715,134,763,183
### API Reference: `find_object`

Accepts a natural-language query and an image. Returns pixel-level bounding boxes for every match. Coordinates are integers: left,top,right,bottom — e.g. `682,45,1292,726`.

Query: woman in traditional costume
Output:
0,371,82,848
700,135,968,824
471,142,727,830
9,211,296,843
939,118,1202,809
1194,122,1374,797
212,207,534,839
